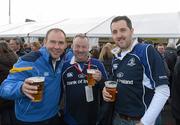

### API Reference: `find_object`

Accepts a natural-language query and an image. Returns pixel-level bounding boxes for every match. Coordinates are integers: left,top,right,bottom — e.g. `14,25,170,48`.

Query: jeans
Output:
113,115,139,125
155,113,161,125
113,113,161,125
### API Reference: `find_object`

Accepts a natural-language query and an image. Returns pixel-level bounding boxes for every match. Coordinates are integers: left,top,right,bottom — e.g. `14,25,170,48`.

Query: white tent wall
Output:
86,12,180,38
0,19,67,38
168,38,179,47
88,37,99,51
0,23,30,35
0,12,180,39
28,17,110,37
23,37,39,43
0,22,45,37
132,13,180,38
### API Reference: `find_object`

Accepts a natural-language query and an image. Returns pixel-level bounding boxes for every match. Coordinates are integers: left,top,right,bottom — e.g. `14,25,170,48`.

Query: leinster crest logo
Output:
67,72,73,78
113,63,118,70
127,58,136,67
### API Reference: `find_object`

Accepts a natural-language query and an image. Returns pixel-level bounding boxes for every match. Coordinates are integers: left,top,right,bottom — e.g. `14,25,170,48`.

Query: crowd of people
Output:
0,16,180,125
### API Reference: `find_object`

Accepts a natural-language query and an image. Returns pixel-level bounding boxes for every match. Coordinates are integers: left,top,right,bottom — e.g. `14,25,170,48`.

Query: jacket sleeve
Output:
0,58,34,100
141,84,170,125
143,45,169,88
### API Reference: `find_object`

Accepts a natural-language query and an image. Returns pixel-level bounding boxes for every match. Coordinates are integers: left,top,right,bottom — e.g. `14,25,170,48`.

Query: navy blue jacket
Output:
62,57,108,125
112,43,169,117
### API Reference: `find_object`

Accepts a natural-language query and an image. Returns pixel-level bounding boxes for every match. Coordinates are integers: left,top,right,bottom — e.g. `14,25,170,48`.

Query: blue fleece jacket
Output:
0,47,65,122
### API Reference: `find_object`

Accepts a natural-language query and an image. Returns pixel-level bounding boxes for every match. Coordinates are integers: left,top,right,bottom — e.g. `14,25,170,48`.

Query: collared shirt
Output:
52,57,60,70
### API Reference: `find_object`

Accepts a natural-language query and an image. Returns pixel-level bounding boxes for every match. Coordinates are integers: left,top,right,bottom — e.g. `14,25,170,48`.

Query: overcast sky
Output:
0,0,180,26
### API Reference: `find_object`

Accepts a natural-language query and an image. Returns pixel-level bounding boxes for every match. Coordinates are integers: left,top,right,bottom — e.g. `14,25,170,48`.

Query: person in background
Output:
156,43,171,125
30,41,42,52
90,46,100,59
23,43,31,53
171,45,180,125
65,42,74,61
9,37,27,57
102,16,170,125
99,42,114,78
62,34,108,125
0,28,67,125
0,40,18,125
157,43,170,77
164,41,177,93
156,43,166,55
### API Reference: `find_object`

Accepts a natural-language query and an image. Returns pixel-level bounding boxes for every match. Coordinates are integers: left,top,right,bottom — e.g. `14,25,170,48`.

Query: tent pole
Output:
9,0,11,24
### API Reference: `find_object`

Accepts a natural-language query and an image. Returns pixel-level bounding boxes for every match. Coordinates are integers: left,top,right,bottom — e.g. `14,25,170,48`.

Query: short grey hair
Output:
73,33,89,42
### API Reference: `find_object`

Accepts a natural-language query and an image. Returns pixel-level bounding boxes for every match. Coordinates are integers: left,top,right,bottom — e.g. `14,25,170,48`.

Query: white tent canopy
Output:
0,12,180,38
0,23,29,35
0,20,67,37
29,17,110,37
132,12,180,38
86,12,180,38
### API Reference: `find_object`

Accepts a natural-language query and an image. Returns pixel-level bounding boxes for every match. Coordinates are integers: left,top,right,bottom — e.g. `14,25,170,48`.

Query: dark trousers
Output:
15,114,67,125
175,118,180,125
0,105,15,125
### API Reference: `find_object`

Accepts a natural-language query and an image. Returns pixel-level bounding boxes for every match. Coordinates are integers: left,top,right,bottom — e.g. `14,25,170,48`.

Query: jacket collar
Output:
39,47,65,63
112,38,138,60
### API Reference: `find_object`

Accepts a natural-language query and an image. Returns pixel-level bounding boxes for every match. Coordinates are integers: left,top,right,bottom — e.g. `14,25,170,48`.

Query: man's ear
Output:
131,28,134,34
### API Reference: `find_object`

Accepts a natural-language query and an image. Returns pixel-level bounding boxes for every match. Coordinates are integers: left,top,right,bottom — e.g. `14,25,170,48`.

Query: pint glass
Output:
105,81,117,102
27,76,45,102
87,69,96,86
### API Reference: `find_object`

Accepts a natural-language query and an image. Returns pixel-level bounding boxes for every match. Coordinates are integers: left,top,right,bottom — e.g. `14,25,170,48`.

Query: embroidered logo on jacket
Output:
117,72,124,78
127,58,136,67
78,74,86,78
67,72,73,78
44,72,49,76
113,63,118,70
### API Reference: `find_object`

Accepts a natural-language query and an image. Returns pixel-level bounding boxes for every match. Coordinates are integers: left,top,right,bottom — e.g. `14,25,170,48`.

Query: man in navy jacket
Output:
103,16,170,125
62,34,108,125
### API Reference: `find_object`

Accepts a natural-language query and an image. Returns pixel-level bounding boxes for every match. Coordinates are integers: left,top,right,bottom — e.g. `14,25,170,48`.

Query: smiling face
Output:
72,35,89,62
157,44,165,54
111,19,134,51
44,29,67,60
9,39,20,52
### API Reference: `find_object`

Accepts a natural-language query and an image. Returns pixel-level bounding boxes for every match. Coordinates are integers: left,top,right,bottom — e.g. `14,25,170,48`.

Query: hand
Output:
21,78,38,100
92,70,102,82
102,87,114,102
135,121,144,125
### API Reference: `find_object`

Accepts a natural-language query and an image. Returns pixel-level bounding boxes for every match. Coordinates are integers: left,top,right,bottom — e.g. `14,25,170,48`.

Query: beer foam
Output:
105,81,117,88
87,69,96,74
27,77,45,82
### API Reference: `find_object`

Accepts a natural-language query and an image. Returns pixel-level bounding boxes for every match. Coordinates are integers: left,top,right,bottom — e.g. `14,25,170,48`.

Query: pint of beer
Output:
27,77,45,102
87,69,96,86
105,81,118,102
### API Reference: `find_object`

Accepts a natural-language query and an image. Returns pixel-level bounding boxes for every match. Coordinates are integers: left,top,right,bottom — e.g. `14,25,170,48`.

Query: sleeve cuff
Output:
17,81,26,97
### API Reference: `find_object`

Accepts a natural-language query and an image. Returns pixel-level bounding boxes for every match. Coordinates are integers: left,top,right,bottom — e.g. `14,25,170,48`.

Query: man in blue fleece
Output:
0,28,67,125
